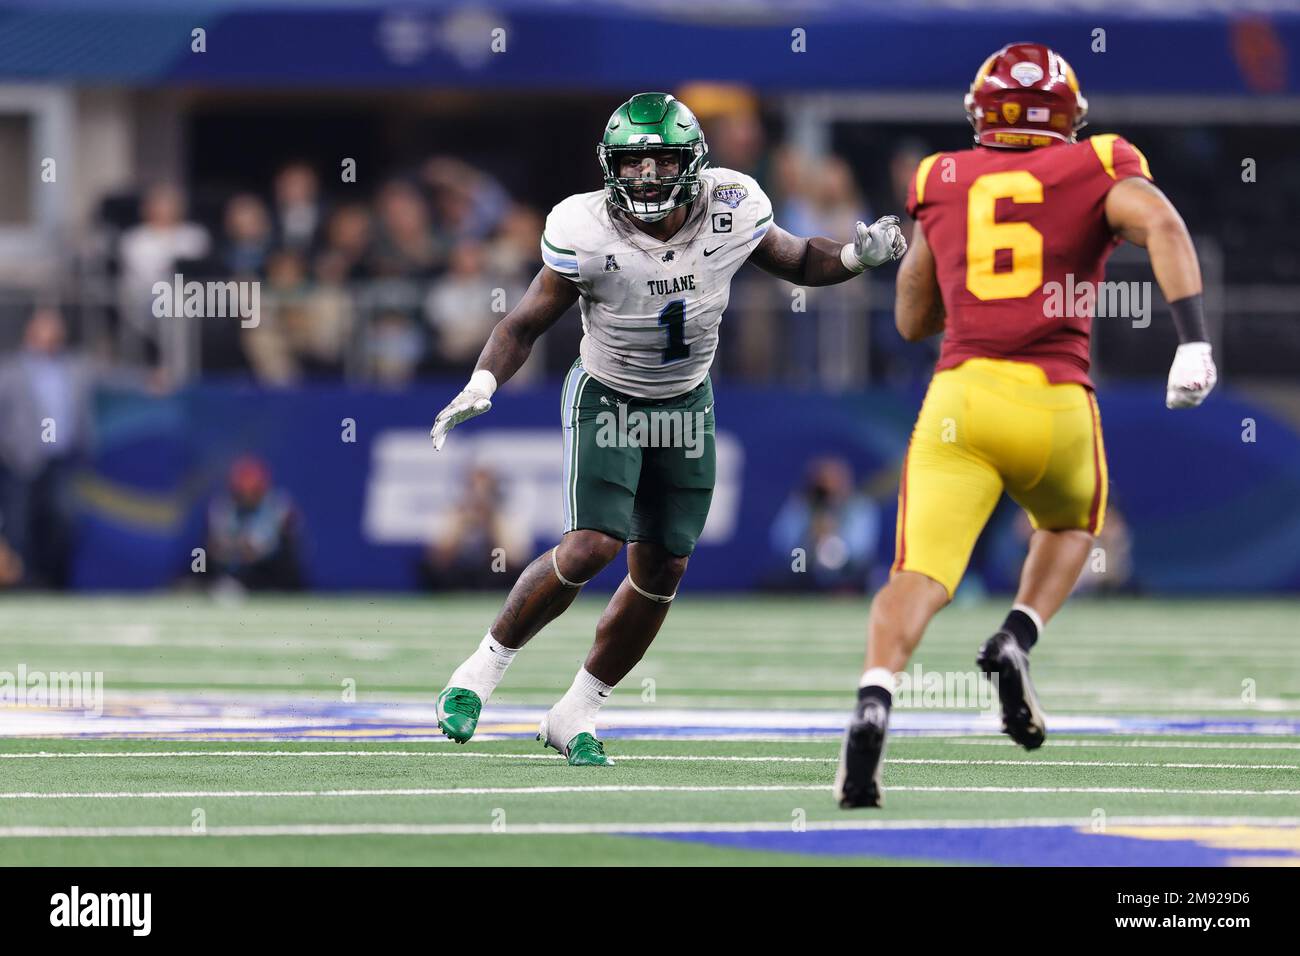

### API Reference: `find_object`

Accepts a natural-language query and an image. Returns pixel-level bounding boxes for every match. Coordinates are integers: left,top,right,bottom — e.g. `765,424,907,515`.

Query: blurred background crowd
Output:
13,84,929,392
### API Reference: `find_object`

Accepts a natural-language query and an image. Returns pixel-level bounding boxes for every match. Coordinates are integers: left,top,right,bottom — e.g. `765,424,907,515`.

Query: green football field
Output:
0,595,1297,866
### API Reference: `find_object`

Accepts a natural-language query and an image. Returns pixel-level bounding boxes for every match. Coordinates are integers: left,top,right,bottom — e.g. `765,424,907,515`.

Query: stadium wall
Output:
72,380,1300,594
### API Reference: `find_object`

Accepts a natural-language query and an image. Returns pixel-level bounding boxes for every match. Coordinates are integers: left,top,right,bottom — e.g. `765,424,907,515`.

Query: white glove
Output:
1165,342,1217,409
431,370,496,450
842,215,907,272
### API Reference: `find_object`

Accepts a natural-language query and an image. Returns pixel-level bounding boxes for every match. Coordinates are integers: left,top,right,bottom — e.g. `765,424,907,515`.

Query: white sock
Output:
858,666,894,691
446,632,517,700
547,668,613,742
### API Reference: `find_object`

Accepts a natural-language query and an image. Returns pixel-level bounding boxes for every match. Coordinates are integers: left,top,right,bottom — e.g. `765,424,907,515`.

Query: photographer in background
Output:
768,457,882,593
418,466,525,590
205,456,305,592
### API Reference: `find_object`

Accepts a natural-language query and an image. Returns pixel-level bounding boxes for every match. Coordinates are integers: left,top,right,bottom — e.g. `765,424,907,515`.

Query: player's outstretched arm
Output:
1105,177,1217,409
431,266,580,450
894,222,946,342
750,216,907,287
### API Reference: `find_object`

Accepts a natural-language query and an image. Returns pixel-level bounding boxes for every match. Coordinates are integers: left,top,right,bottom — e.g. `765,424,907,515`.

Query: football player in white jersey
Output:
430,92,905,765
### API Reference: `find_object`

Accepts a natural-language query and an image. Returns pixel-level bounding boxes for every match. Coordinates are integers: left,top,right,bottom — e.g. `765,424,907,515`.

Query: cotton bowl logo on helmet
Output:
1010,61,1044,87
965,41,1088,149
598,92,709,223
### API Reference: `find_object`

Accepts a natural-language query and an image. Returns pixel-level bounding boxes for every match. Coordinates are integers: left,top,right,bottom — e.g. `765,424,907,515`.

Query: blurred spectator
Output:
773,153,872,385
365,310,425,386
0,535,22,589
423,156,511,241
768,457,881,592
243,250,352,384
1073,505,1136,594
425,240,522,369
872,139,939,387
771,146,807,224
272,161,325,253
678,83,766,175
889,139,930,244
118,184,211,339
778,153,869,241
419,467,524,590
315,203,374,283
0,308,119,587
370,180,443,278
206,456,303,591
220,193,274,277
486,203,543,277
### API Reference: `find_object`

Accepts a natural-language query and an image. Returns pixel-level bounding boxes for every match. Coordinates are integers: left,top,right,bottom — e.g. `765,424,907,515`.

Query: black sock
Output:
857,683,893,712
1002,609,1038,653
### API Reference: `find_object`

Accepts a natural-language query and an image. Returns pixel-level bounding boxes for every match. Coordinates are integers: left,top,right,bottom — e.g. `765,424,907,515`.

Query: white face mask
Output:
622,157,677,221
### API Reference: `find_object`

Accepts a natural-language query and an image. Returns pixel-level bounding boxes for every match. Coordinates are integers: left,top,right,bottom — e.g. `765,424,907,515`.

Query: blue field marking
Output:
642,825,1300,866
5,696,1300,740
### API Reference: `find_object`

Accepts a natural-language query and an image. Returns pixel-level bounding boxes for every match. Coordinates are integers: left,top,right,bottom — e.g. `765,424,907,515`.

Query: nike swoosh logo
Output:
703,245,725,256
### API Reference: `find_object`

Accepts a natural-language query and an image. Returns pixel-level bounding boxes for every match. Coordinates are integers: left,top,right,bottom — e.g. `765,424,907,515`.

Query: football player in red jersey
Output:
835,42,1217,808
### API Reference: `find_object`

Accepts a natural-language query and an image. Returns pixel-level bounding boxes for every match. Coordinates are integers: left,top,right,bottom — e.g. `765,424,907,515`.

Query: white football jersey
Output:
540,167,774,399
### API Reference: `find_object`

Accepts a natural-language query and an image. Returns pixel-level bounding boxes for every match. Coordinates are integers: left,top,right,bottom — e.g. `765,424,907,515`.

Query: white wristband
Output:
840,242,866,275
468,368,498,397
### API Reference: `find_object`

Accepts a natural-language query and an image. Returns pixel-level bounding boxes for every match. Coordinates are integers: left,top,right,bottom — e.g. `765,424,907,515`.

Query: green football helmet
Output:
598,92,709,222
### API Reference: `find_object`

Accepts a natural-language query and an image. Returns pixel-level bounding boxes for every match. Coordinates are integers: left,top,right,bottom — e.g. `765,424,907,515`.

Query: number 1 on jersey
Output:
658,299,690,363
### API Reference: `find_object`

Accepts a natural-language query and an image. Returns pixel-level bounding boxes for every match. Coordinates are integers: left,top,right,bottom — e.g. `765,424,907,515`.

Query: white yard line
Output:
888,758,1298,770
3,784,1298,800
0,815,1296,839
0,784,832,799
0,750,1293,771
891,786,1300,796
945,738,1300,751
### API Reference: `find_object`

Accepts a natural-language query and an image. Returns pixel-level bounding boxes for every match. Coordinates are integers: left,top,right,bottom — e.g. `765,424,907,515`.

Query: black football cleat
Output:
977,631,1046,750
834,695,890,808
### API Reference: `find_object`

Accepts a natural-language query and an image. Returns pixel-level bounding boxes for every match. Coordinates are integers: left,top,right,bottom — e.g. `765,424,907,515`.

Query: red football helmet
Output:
965,42,1088,149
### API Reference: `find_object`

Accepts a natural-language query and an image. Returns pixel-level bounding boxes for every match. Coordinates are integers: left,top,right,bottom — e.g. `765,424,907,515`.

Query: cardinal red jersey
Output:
906,134,1152,387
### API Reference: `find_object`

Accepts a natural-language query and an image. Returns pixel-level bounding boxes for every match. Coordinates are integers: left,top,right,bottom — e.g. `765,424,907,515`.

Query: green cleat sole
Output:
438,722,470,744
565,731,615,767
435,687,482,744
